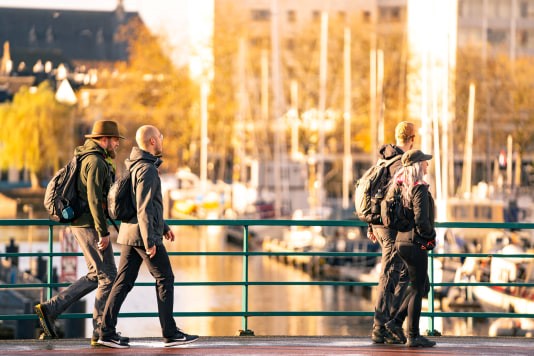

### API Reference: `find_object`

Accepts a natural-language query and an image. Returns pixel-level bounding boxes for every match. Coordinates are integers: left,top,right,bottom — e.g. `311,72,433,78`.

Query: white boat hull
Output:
472,285,534,314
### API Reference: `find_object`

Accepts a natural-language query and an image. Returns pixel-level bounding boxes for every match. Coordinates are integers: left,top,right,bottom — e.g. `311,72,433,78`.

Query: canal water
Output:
2,225,489,338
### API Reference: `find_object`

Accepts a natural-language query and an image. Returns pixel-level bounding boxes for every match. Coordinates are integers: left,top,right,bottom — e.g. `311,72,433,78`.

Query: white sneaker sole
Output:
97,339,130,349
164,337,199,347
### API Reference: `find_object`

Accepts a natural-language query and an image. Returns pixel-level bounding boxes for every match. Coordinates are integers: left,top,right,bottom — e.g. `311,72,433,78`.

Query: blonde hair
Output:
388,161,425,206
395,121,415,146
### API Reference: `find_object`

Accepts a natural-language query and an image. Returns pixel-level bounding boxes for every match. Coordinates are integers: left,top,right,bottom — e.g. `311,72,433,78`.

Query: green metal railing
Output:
1,219,533,336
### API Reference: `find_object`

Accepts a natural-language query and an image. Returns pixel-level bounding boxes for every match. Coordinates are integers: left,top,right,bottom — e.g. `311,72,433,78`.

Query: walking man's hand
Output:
98,235,110,250
146,245,156,259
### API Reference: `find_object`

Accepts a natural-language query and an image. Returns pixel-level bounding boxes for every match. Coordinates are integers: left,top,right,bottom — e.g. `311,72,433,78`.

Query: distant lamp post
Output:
23,204,33,253
300,108,339,210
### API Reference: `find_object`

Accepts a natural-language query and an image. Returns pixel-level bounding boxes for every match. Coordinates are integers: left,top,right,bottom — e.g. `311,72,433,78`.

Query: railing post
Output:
427,250,437,335
238,224,254,336
47,224,54,300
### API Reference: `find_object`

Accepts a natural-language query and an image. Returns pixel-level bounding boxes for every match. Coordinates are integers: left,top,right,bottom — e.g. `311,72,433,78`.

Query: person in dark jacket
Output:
35,120,124,345
370,121,415,344
384,149,436,348
98,125,198,349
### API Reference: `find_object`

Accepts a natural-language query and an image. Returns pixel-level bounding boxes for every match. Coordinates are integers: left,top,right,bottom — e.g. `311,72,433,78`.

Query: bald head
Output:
136,125,163,156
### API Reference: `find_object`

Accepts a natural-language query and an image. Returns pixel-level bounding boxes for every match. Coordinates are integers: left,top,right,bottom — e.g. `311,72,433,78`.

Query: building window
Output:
250,36,265,47
286,38,295,51
379,7,388,21
287,10,296,23
28,26,37,45
488,0,510,18
460,0,483,17
458,28,483,46
519,30,528,46
251,9,270,21
378,6,402,22
519,30,534,49
459,0,465,17
362,10,371,23
520,0,534,18
487,28,507,45
46,26,54,44
390,7,401,21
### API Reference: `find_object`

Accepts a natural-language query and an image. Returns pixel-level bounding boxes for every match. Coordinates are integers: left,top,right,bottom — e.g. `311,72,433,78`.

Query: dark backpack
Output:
381,183,414,232
354,155,401,224
44,153,92,223
107,165,138,222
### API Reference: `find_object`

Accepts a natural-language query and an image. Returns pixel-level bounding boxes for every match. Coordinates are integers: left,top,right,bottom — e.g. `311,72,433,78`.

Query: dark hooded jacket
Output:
71,139,114,238
117,146,170,249
410,183,436,241
370,144,404,227
378,143,404,178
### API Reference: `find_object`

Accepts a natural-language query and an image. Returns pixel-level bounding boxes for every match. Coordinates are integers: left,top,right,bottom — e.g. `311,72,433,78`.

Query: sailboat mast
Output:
461,82,476,197
270,0,288,216
342,27,352,209
317,11,328,211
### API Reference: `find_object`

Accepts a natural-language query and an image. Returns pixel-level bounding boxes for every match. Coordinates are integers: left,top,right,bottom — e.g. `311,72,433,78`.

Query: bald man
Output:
98,125,199,348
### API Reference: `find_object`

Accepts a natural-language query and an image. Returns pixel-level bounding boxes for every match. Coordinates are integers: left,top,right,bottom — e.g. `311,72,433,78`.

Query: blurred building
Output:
0,1,142,102
0,1,139,70
458,0,534,58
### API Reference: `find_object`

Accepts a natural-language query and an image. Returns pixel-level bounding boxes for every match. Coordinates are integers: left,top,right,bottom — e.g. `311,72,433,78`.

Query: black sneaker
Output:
163,329,199,347
385,320,407,344
34,304,57,338
371,326,401,344
407,335,436,348
98,333,130,349
92,331,129,346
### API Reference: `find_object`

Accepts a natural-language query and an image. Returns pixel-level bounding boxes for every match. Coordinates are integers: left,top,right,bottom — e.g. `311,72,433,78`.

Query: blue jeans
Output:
372,226,409,327
100,244,177,338
43,227,117,333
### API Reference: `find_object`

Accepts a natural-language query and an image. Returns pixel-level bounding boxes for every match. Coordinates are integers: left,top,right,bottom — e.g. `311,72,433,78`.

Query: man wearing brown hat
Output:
35,120,128,346
370,121,415,344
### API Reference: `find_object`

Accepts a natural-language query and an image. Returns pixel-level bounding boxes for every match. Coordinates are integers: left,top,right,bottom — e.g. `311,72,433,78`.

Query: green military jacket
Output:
71,139,114,238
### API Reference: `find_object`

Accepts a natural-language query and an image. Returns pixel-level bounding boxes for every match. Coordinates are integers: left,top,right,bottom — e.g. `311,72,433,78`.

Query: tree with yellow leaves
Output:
0,82,72,188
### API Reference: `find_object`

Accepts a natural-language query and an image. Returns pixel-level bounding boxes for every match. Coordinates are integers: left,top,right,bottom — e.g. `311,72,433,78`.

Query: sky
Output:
0,0,213,74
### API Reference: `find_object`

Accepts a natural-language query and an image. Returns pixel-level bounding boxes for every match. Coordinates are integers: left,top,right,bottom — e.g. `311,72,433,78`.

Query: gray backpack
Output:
354,155,401,224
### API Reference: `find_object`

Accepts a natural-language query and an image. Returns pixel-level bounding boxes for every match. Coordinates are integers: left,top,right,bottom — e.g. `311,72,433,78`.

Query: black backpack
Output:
354,155,401,224
380,183,414,232
43,153,93,223
107,164,138,222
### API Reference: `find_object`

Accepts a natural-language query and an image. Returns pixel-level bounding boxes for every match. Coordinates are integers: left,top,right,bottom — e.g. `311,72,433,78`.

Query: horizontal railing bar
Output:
2,310,531,321
4,218,534,229
3,281,533,289
2,251,532,259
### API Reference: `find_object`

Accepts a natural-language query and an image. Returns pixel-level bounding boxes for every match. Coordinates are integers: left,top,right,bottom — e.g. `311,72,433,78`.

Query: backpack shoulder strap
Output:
384,154,401,167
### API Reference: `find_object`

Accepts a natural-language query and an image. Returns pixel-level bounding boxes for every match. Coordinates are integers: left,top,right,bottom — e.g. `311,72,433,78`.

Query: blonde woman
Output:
384,149,436,348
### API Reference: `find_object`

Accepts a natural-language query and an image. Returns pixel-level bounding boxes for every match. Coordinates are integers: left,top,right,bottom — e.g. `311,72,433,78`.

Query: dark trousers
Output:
100,244,177,338
392,240,430,337
372,226,409,327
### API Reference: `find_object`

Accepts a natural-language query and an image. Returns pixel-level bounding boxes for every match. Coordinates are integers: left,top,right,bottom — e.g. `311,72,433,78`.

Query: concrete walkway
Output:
0,336,533,355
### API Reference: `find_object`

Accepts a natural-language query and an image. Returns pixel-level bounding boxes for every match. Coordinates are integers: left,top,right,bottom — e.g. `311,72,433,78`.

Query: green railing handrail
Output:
1,218,533,336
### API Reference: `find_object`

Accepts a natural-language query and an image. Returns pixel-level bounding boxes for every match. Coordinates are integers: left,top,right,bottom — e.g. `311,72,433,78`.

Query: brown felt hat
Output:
85,120,125,139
